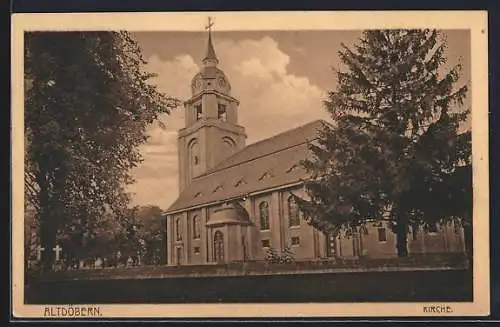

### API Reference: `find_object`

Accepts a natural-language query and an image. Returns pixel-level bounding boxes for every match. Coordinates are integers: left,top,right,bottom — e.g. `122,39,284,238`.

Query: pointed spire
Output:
203,32,218,63
203,17,219,65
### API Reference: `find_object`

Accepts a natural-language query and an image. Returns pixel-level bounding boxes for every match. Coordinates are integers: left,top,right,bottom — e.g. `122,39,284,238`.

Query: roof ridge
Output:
242,119,325,150
195,119,326,178
167,181,305,214
195,140,314,181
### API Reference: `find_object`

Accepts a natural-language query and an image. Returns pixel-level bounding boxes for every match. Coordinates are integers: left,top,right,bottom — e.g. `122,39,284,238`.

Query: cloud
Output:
217,36,329,142
128,36,329,209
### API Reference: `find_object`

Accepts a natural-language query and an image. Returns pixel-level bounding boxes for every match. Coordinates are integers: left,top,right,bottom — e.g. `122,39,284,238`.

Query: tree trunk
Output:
396,221,409,257
38,161,68,272
37,170,59,272
463,223,473,270
39,213,56,272
37,176,54,271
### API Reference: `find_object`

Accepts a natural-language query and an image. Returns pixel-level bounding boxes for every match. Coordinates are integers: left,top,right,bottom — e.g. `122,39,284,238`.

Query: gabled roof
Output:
165,120,326,214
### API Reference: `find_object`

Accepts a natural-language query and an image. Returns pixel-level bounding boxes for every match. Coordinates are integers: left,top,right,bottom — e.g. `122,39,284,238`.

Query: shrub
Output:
279,246,295,264
264,247,280,264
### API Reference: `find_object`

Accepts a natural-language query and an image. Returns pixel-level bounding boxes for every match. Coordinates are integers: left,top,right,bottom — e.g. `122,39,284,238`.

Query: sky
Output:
127,29,471,210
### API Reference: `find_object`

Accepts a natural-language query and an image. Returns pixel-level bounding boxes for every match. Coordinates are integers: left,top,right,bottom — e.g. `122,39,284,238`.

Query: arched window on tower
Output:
193,215,201,239
259,201,270,230
175,217,182,241
222,137,235,155
188,139,199,177
288,196,300,227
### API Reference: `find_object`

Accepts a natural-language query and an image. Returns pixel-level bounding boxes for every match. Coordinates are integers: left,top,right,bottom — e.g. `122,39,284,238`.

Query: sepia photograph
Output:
11,11,489,318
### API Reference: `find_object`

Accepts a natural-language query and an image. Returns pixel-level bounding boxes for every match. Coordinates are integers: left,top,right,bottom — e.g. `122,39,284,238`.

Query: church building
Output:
164,28,466,266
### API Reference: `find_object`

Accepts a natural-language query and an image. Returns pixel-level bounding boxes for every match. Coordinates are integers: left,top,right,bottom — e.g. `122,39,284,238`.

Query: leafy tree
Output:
135,205,167,265
114,206,142,261
58,210,124,266
136,205,165,241
106,205,166,266
24,31,179,270
295,30,471,257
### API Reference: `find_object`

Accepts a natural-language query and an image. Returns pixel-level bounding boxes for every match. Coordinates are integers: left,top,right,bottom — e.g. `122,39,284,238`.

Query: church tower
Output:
178,19,246,192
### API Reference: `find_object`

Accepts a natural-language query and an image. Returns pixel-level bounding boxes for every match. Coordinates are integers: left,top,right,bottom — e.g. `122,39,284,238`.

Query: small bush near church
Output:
279,246,295,264
264,247,280,264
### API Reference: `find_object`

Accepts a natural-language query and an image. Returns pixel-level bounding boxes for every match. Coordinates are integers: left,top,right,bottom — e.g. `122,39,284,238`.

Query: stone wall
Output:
25,265,472,304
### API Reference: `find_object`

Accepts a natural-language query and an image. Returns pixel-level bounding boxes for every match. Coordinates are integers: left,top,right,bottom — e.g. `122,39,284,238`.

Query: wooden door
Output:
213,231,224,263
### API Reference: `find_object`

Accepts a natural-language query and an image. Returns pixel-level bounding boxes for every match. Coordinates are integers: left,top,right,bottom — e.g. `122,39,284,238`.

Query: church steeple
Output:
190,17,231,97
177,17,246,192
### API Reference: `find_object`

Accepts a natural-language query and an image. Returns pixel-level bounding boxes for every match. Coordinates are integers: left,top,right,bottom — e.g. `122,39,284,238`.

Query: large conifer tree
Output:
295,30,471,257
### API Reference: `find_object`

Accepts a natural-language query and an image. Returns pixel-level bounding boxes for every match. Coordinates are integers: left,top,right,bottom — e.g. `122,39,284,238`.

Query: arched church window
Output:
288,196,300,227
218,103,227,121
175,217,182,241
259,201,270,230
193,215,201,239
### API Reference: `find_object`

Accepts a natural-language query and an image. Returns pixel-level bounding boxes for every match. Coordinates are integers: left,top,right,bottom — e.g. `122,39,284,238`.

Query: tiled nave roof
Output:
165,120,326,213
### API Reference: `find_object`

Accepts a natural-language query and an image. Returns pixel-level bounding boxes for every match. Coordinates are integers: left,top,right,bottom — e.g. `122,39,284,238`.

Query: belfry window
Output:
195,104,202,121
218,103,227,121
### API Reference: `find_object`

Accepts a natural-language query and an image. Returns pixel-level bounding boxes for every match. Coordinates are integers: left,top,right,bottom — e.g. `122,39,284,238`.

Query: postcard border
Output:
11,10,490,318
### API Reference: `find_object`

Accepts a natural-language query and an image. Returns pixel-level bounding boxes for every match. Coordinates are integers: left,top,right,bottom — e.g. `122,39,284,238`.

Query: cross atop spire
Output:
205,16,215,33
203,16,218,65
